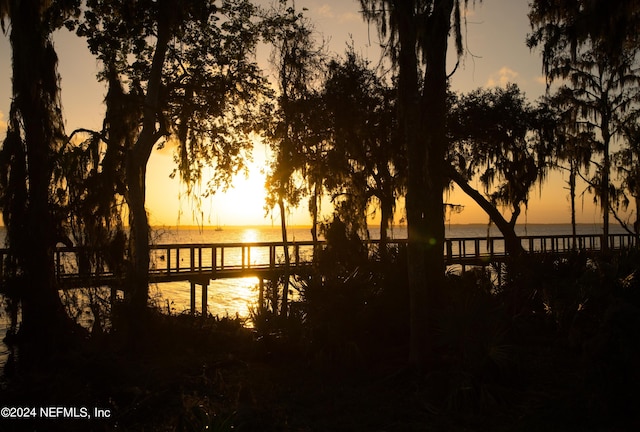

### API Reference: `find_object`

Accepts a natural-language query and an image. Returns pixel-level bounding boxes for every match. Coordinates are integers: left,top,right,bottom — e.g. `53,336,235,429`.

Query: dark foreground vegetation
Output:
2,237,640,432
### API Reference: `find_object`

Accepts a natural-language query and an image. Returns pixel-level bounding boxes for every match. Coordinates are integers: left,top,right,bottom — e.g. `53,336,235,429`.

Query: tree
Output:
263,4,323,317
321,49,403,252
528,0,640,72
547,52,639,246
613,124,640,237
53,82,130,289
447,84,554,256
528,0,640,250
76,0,270,321
359,0,479,366
0,0,83,355
543,94,593,244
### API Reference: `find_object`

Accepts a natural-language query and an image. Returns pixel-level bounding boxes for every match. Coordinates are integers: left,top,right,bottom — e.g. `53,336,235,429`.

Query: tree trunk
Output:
569,164,577,249
125,155,151,312
635,194,640,244
379,195,392,261
419,0,451,282
397,0,453,367
602,135,611,252
395,1,426,367
278,198,291,317
310,181,320,261
633,194,640,248
449,168,526,257
122,15,170,318
2,1,78,356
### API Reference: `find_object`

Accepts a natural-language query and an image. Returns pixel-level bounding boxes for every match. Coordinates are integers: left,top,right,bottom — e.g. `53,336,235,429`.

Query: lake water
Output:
0,223,627,367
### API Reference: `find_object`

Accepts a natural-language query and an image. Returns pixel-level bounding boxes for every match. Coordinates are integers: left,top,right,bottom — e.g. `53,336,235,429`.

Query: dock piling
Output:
189,280,210,316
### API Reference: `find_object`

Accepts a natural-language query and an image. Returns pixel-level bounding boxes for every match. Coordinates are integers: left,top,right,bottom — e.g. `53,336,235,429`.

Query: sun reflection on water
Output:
158,277,259,322
241,228,259,243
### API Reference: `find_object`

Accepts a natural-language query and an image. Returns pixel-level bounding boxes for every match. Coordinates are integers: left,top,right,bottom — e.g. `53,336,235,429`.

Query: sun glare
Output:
241,228,259,243
147,142,314,227
213,168,268,226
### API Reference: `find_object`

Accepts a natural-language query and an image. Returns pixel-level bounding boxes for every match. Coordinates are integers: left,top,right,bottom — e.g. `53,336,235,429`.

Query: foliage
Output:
260,2,326,316
263,26,402,245
422,268,519,417
527,0,640,76
448,84,554,227
321,48,402,240
613,124,640,234
316,217,369,278
359,0,477,69
53,130,128,282
3,246,640,430
538,93,594,237
176,404,237,432
66,0,275,315
262,2,325,215
288,219,409,370
76,0,269,198
0,0,86,356
528,0,640,240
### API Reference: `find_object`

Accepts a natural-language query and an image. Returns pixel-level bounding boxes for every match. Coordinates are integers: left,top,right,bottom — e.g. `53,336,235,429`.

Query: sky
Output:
0,0,611,227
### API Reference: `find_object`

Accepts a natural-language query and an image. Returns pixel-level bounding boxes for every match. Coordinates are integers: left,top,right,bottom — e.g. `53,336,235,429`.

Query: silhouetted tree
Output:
263,4,323,317
613,124,640,237
0,0,84,356
549,55,638,246
76,0,270,322
322,49,403,252
528,0,640,250
53,96,129,291
543,94,593,244
528,0,640,72
359,0,480,366
447,84,554,256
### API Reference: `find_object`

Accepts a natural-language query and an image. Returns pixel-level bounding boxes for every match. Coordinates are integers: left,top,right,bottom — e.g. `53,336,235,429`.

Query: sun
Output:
145,143,311,227
210,164,269,226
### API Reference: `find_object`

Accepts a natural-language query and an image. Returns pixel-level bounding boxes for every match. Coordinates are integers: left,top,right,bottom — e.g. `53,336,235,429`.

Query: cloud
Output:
338,12,361,23
486,67,519,87
317,4,334,19
316,4,359,23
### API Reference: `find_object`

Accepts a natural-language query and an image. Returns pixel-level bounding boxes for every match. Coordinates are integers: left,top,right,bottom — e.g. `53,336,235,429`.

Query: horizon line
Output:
150,221,608,229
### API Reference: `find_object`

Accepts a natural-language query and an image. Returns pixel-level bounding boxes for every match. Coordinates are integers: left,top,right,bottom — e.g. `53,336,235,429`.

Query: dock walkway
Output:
2,233,637,288
0,233,635,314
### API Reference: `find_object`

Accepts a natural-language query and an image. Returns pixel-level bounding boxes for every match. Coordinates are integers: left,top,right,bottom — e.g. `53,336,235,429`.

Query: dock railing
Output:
0,233,636,289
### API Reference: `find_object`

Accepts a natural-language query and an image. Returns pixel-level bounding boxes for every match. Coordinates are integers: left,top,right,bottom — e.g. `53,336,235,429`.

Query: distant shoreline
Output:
150,222,612,229
0,222,618,231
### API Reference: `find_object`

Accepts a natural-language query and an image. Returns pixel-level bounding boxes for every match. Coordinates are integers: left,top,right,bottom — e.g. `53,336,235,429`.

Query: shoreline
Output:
150,221,617,229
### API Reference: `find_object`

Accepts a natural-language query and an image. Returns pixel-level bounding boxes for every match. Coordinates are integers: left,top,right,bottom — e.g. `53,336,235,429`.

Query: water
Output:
150,225,320,318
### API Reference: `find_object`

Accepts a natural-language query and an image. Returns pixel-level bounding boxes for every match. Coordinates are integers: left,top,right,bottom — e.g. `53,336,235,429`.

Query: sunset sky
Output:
0,0,612,227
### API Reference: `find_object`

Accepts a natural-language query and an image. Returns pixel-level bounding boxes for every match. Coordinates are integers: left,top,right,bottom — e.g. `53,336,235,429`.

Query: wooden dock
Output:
1,233,637,287
0,233,636,314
